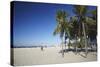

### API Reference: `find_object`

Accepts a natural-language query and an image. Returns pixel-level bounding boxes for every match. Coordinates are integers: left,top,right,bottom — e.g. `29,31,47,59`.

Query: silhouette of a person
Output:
41,46,43,51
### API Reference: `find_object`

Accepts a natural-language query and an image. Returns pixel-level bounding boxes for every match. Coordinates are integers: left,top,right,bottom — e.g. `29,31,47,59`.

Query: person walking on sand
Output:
41,46,43,51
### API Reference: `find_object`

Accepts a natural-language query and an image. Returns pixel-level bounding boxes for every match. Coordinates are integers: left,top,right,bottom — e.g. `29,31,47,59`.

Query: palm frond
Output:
85,17,96,25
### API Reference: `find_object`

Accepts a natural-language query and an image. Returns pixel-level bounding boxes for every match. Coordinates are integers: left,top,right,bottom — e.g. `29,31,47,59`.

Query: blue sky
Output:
13,1,96,46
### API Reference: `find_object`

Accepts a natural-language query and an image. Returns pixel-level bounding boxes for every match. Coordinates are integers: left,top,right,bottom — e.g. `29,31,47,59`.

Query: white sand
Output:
12,47,97,66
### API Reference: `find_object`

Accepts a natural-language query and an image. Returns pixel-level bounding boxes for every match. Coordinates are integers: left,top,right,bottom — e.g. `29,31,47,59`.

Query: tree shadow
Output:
78,52,87,58
59,48,97,58
59,48,97,53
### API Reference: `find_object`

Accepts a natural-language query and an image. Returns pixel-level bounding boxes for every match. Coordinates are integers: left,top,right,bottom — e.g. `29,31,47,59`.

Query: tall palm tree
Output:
64,21,72,50
69,16,79,54
53,10,68,57
73,5,89,56
86,8,97,50
90,8,97,37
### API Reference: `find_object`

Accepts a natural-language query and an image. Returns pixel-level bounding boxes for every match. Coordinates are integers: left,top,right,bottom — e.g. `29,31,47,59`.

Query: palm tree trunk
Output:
82,22,88,57
68,42,69,50
65,41,66,52
75,34,77,54
61,38,64,57
67,28,71,50
64,33,66,52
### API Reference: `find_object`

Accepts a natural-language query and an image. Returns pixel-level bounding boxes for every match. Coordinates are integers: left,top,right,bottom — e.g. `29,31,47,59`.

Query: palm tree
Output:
90,8,97,37
69,16,79,54
90,8,97,20
86,8,97,50
64,20,72,50
53,10,68,57
73,5,89,56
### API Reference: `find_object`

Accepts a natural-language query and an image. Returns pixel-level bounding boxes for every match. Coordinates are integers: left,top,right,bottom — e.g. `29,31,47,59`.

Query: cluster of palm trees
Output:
53,5,97,57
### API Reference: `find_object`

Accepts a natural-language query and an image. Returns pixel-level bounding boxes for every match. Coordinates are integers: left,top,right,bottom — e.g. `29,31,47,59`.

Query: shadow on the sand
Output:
59,48,97,53
78,52,87,58
59,48,97,58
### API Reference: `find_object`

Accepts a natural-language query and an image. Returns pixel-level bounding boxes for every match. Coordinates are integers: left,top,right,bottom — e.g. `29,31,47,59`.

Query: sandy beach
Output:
11,47,97,66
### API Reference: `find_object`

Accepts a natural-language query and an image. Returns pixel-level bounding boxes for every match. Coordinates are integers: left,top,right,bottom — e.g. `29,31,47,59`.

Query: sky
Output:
12,1,96,47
